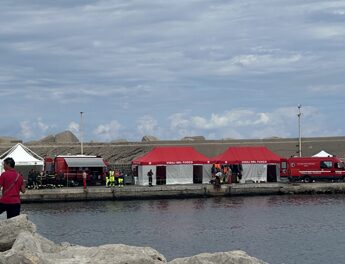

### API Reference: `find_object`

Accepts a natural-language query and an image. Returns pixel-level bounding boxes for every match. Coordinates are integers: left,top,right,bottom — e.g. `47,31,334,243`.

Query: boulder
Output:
0,215,36,251
0,215,165,264
168,250,267,264
2,231,166,264
0,215,266,264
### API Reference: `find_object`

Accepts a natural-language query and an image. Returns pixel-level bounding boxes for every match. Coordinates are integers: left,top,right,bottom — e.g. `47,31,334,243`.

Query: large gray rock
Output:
169,250,267,264
0,215,36,251
0,215,266,264
1,231,166,264
0,215,165,264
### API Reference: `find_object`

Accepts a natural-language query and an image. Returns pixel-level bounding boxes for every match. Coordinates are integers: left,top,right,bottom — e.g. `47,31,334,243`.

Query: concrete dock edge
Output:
20,182,345,203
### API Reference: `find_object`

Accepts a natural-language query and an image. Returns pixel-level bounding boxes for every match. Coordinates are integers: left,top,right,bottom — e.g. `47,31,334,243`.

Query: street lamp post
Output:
297,105,302,157
80,111,84,155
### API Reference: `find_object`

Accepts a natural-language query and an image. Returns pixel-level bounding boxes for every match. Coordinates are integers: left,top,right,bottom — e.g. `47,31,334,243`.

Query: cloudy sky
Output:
0,0,344,142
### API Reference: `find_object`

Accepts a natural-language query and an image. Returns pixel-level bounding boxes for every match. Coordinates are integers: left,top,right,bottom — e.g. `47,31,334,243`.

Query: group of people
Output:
27,169,48,189
105,170,124,187
211,163,243,186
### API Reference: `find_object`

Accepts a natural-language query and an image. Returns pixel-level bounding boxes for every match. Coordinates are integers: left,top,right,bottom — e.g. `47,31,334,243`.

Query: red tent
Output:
212,146,282,164
132,146,210,165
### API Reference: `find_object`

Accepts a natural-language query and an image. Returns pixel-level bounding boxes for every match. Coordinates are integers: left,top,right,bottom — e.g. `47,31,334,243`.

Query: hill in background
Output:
34,131,80,144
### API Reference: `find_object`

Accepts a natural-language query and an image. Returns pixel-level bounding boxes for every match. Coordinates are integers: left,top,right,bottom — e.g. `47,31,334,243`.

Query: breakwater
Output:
0,215,267,264
21,182,345,203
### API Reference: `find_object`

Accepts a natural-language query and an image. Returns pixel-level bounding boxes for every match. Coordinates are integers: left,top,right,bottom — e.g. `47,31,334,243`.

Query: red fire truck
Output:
44,155,108,186
280,156,345,182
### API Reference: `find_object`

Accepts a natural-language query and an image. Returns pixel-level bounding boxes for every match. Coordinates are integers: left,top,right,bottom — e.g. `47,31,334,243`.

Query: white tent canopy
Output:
312,150,333,157
0,143,44,175
132,146,211,186
137,164,209,185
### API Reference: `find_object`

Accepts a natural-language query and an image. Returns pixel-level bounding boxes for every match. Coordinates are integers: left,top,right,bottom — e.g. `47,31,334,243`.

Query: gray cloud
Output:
93,120,123,141
0,0,344,141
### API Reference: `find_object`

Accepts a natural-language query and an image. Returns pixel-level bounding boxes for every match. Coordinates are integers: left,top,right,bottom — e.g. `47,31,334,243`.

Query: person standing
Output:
82,171,87,190
32,170,38,189
227,166,232,184
38,170,45,188
105,171,110,187
27,169,34,188
109,170,115,187
0,157,26,219
117,170,123,187
214,170,222,190
147,169,153,186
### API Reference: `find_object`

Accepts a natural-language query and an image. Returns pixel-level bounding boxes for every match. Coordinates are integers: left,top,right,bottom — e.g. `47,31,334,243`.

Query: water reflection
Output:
147,199,170,211
192,198,206,210
19,195,345,264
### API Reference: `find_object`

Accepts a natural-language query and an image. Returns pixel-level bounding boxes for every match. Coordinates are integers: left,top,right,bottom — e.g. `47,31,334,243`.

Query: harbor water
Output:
5,195,345,263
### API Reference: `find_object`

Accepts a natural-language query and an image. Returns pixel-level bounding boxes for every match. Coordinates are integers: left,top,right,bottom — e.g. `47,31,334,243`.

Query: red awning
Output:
212,146,282,164
132,146,210,165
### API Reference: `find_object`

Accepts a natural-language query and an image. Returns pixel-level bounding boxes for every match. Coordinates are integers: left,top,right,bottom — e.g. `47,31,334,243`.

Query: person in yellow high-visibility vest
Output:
109,170,115,187
118,176,124,187
105,172,110,187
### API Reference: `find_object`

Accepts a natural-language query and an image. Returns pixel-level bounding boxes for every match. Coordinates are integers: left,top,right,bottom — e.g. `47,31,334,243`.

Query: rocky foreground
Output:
0,215,267,264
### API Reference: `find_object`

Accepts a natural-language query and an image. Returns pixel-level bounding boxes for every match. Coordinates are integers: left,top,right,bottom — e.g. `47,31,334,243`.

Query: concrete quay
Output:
20,182,345,203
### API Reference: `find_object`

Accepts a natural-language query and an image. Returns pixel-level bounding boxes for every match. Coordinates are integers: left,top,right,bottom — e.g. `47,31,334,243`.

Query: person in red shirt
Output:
82,171,87,190
0,157,26,219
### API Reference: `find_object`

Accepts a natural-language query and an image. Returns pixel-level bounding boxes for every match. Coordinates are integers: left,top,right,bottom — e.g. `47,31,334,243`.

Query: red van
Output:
280,156,345,182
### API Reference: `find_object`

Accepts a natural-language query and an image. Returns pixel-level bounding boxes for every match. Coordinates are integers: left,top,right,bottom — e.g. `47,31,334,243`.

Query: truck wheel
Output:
303,176,311,183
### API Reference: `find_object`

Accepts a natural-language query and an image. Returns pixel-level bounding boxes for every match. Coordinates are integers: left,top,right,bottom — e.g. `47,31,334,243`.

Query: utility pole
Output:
80,111,84,155
297,105,302,157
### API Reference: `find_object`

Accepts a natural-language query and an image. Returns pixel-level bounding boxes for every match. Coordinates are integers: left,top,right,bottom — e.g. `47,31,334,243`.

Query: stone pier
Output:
20,182,345,203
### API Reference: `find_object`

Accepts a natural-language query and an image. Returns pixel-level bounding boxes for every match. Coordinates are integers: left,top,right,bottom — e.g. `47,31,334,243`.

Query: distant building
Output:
0,136,22,145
